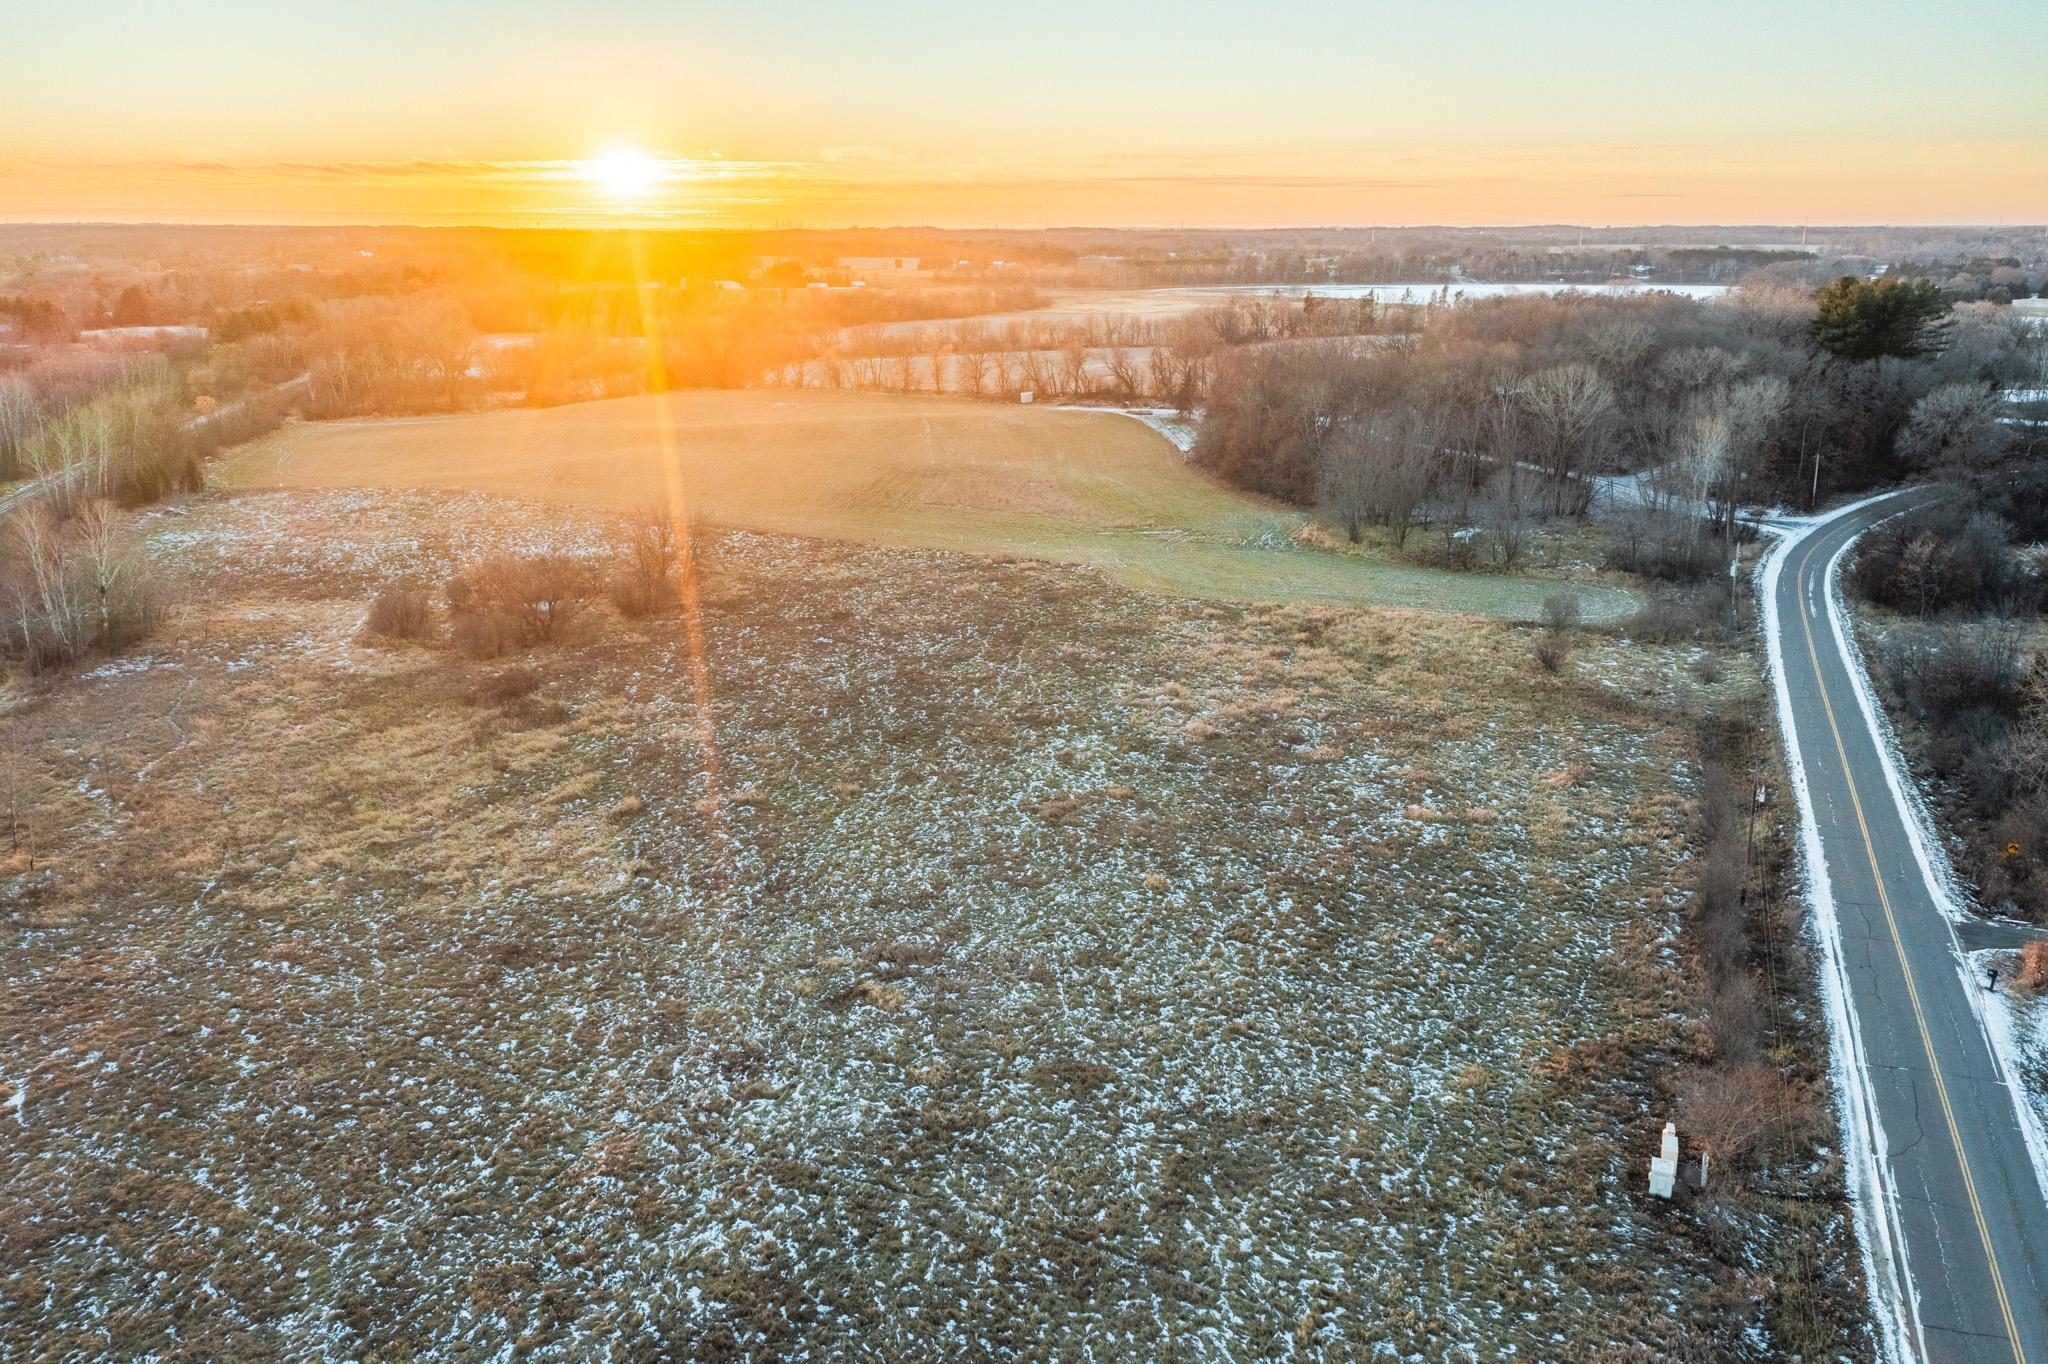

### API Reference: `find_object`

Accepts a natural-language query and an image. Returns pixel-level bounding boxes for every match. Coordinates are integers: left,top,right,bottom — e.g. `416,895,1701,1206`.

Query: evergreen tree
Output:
1811,275,1952,360
110,284,152,327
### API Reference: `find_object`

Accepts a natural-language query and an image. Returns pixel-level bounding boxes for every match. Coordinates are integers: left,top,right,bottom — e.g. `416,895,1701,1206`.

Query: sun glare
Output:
587,148,660,198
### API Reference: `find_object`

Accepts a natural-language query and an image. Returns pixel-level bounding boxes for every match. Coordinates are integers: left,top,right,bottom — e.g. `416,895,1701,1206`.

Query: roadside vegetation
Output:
1849,466,2048,921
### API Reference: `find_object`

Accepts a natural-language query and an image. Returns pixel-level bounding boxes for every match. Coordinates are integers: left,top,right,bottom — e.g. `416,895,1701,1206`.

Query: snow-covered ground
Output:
0,486,1760,1360
1971,958,2048,1197
1058,404,1198,454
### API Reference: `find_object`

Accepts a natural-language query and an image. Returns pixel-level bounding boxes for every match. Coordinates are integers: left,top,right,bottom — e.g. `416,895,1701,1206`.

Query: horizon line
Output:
2,216,2040,234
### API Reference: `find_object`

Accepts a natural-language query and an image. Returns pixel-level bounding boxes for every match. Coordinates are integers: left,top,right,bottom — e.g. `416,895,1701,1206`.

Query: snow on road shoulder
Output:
1758,503,1919,1364
1966,949,2048,1190
1059,404,1198,454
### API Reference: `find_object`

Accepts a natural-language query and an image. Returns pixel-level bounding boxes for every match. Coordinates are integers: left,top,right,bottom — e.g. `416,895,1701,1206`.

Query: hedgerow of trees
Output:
1187,283,2044,581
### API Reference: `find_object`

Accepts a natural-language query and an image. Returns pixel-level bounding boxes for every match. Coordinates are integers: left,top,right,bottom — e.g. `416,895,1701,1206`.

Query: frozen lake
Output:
847,280,1732,342
1187,280,1731,303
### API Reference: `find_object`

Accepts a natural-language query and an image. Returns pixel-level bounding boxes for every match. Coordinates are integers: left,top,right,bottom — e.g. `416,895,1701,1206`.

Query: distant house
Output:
79,325,209,347
837,256,922,276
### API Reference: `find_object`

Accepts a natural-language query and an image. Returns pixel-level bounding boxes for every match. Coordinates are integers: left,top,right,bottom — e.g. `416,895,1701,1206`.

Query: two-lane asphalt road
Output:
1766,491,2048,1362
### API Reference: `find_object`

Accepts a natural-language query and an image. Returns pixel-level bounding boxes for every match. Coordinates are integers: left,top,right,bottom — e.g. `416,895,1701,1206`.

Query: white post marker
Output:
1649,1122,1679,1199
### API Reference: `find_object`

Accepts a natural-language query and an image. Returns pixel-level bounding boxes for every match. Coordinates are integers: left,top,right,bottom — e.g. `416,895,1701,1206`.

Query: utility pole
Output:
1743,782,1768,904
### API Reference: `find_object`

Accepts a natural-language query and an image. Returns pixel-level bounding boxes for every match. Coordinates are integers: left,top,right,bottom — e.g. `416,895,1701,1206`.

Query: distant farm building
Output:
837,256,923,279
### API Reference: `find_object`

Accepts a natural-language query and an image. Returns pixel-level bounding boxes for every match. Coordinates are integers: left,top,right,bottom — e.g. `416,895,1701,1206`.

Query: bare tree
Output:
963,349,996,397
1715,374,1789,535
1105,347,1145,402
1897,383,2010,472
1381,415,1441,548
0,378,42,482
1520,363,1614,511
75,499,128,639
608,505,685,616
1316,414,1441,549
1655,346,1744,397
1058,340,1093,399
1019,348,1053,400
919,328,952,394
1317,429,1378,543
1485,467,1532,570
1675,407,1732,525
1156,344,1211,414
401,298,476,410
6,504,83,663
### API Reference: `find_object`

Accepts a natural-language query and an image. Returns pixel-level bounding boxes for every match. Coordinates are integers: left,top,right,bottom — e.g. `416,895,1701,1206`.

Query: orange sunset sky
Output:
7,0,2044,227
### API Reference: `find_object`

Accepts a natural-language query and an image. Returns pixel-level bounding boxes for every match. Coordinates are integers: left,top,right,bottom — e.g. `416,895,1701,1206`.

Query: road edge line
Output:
1757,497,1920,1363
1816,504,2048,1224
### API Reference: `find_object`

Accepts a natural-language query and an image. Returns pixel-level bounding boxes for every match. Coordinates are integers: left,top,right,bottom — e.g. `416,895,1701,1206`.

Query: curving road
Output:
1765,490,2048,1363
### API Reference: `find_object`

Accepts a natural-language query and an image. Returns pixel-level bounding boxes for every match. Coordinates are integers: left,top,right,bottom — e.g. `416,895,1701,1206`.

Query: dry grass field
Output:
0,485,1855,1361
223,391,1633,621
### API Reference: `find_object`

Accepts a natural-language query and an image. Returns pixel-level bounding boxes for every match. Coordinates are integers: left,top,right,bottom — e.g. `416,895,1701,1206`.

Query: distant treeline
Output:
1192,282,2043,579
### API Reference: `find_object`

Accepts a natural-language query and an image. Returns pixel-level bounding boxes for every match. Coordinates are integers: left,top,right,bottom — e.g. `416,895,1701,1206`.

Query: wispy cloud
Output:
0,150,1458,224
3,138,2037,227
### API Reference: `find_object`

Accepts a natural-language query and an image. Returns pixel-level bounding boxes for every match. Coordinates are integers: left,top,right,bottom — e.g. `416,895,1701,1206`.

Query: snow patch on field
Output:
1,487,1734,1360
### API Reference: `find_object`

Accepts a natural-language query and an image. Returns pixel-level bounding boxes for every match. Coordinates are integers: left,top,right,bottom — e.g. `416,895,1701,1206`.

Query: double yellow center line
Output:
1794,521,2025,1363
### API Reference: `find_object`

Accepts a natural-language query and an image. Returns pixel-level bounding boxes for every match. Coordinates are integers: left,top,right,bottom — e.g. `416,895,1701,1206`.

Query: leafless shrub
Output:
1676,1062,1818,1172
608,575,667,619
446,555,592,656
1442,526,1480,571
363,587,434,641
1629,585,1730,644
1876,619,2026,720
2016,941,2048,995
1484,480,1532,570
1533,632,1572,674
1540,592,1582,634
449,610,516,660
470,664,541,705
1706,975,1762,1061
608,507,682,618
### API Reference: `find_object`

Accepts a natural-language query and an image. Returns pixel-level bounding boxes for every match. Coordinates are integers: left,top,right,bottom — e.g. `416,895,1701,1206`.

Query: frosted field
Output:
3,488,1775,1360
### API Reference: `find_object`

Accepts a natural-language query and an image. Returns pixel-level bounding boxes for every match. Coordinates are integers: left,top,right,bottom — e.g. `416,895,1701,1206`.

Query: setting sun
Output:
585,148,659,198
